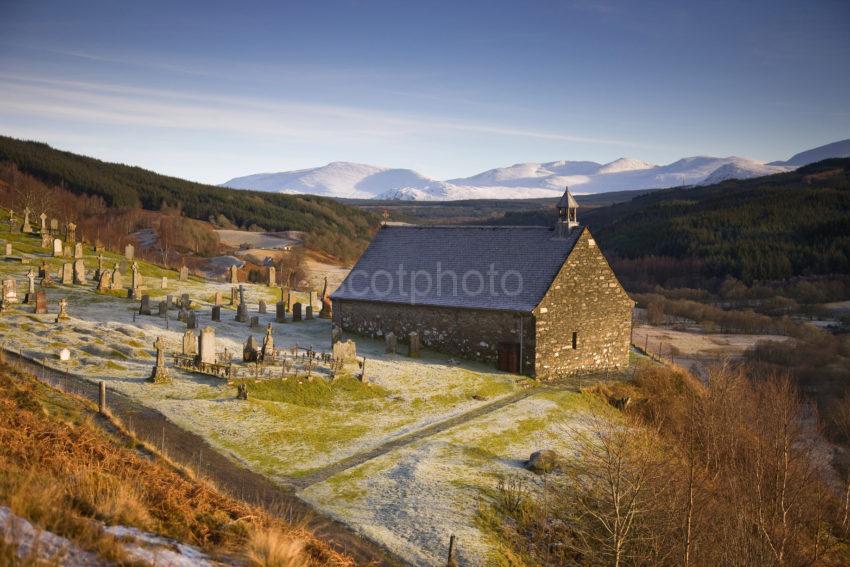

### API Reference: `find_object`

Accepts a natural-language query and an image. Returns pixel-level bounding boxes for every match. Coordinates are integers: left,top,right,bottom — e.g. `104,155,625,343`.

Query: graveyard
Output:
0,220,619,565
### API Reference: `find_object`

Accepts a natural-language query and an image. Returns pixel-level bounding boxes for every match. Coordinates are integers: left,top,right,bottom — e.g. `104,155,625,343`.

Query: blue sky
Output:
0,0,848,184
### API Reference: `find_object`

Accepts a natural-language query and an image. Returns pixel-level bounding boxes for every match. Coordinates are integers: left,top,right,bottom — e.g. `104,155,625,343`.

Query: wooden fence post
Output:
447,534,457,566
98,381,106,414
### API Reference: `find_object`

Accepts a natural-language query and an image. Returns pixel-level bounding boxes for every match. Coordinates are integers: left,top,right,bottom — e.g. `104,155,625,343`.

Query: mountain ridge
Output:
222,138,849,201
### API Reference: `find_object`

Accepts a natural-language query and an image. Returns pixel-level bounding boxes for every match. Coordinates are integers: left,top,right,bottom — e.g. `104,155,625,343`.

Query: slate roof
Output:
331,225,583,312
557,189,579,208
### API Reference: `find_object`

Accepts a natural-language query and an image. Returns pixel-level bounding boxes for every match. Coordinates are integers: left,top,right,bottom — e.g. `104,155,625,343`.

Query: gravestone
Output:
94,254,104,281
408,331,421,358
181,293,190,309
182,330,197,356
305,305,313,320
333,339,357,364
149,336,170,383
139,294,151,315
4,243,11,256
39,212,47,233
161,276,167,289
52,239,63,257
178,307,188,323
230,287,238,306
41,234,51,248
211,305,221,321
235,286,248,322
179,265,189,281
125,243,134,260
130,262,142,290
258,300,267,314
319,277,332,319
50,218,58,234
74,242,83,259
21,207,32,233
34,290,47,314
197,327,216,364
55,297,70,322
261,323,275,359
229,265,239,284
250,315,260,328
158,301,167,317
61,262,73,285
73,259,86,285
59,348,70,361
292,302,302,322
187,310,197,330
111,265,123,290
63,245,71,258
2,279,17,304
165,295,172,310
26,268,36,295
66,222,76,244
267,266,276,286
243,335,260,362
385,332,397,354
214,291,222,306
275,301,286,323
97,270,112,292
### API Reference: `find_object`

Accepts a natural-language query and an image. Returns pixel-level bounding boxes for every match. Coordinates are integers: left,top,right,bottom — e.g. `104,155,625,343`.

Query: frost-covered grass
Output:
300,389,613,566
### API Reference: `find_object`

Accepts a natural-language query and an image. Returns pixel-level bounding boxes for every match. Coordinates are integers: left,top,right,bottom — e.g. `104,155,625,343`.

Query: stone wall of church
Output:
533,227,634,379
332,300,536,373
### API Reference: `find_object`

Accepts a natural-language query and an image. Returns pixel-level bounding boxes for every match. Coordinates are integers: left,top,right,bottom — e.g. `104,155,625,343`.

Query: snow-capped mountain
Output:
221,139,849,201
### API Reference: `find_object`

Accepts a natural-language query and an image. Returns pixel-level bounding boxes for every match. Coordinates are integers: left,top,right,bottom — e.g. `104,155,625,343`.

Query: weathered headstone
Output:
408,331,421,358
181,293,190,309
63,245,71,258
319,276,332,319
211,305,221,321
2,279,17,304
305,305,313,320
229,265,239,284
73,259,86,285
34,290,47,314
39,212,47,233
385,332,397,354
4,243,11,256
139,294,152,315
160,276,167,289
182,330,197,356
261,323,275,359
149,336,170,383
243,335,260,362
250,315,260,328
230,287,238,306
235,286,248,322
50,218,59,234
61,262,73,285
21,207,32,233
197,327,216,364
158,301,167,317
26,268,36,294
97,270,112,292
187,310,197,329
267,266,276,286
333,339,357,364
41,233,51,248
179,265,189,281
125,243,134,260
130,262,142,290
66,222,76,244
275,301,286,323
111,265,123,290
74,242,83,259
53,238,63,257
55,297,70,322
214,291,222,306
258,299,267,314
292,302,302,322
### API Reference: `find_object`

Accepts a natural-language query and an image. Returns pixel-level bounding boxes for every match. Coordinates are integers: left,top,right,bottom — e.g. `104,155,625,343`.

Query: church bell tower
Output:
556,186,579,238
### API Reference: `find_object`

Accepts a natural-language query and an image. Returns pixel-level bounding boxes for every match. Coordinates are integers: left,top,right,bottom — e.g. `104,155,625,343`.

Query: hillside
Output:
0,136,379,261
583,158,850,284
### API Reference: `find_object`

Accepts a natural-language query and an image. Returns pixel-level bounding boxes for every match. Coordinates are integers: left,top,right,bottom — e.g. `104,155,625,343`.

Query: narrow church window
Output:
572,332,578,349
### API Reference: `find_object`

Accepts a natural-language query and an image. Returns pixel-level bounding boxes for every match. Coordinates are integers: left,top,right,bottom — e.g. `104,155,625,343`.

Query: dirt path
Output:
3,350,404,567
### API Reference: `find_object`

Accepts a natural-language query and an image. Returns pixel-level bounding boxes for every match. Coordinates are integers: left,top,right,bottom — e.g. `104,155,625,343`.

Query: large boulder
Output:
527,449,562,474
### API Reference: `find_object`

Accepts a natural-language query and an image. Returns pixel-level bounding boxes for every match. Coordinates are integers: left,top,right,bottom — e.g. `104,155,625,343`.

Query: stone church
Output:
331,188,634,378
